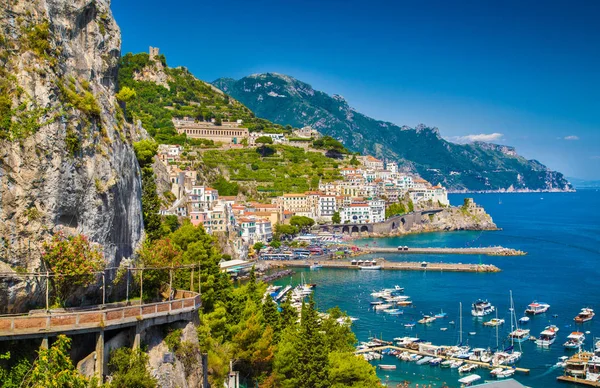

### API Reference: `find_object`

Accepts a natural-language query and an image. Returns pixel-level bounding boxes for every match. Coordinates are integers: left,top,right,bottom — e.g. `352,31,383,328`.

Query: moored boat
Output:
418,315,436,324
373,303,393,311
484,318,505,327
457,374,481,386
518,316,530,324
525,301,550,315
574,307,595,323
378,364,396,370
536,325,559,346
458,363,478,373
563,332,585,349
471,299,495,317
434,309,447,319
509,328,531,343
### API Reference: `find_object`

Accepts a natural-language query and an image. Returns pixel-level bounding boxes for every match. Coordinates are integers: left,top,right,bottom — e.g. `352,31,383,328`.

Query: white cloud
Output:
447,133,504,144
563,135,580,140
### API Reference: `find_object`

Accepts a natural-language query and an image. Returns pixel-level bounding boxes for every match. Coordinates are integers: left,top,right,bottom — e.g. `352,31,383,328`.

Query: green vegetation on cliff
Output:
117,53,286,144
200,145,347,198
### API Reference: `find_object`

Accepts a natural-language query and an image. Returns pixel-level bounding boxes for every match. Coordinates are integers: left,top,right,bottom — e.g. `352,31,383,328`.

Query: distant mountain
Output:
212,73,573,192
566,177,600,189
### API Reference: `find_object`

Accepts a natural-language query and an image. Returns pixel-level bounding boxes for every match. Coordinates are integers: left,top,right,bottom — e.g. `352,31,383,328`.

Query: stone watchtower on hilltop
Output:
149,46,159,60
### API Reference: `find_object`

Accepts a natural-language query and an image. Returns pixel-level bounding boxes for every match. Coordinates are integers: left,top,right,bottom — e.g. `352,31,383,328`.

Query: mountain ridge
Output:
212,73,572,192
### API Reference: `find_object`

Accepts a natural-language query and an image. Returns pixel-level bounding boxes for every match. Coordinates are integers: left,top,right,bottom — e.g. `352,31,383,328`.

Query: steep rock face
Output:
212,73,573,192
0,0,143,312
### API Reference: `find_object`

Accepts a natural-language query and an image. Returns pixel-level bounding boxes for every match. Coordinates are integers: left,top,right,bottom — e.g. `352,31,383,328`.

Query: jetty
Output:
355,345,530,375
262,259,500,273
356,246,525,256
557,376,600,387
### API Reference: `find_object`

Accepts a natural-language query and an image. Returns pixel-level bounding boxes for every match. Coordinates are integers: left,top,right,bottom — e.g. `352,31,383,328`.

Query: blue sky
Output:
111,0,600,179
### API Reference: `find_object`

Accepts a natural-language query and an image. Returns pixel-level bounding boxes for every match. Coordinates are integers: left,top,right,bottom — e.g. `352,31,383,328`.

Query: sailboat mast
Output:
459,302,463,344
496,309,499,349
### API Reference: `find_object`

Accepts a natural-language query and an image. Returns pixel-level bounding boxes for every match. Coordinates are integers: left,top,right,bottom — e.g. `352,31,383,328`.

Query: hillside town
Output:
157,121,449,257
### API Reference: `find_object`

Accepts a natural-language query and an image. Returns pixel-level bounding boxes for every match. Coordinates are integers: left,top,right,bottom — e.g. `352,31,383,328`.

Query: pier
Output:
354,345,530,375
262,259,500,273
557,376,600,387
356,246,525,256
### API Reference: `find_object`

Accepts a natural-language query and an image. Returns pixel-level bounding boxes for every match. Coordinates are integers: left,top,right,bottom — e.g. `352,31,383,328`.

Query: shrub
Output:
42,232,105,306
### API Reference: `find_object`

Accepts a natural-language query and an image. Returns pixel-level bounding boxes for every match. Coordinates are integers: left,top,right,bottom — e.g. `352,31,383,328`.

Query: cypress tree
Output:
280,294,297,330
295,296,329,388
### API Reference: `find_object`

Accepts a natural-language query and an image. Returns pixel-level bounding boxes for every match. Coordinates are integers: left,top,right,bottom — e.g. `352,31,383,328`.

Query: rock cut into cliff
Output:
0,0,143,312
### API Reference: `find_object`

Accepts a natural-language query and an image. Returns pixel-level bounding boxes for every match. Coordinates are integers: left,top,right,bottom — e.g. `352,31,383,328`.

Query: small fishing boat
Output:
370,301,384,306
563,332,585,349
450,360,464,368
458,363,478,373
440,327,448,331
440,360,453,368
404,322,416,328
309,263,322,270
458,374,481,386
536,325,559,346
484,318,505,327
469,331,477,336
360,264,381,270
518,316,530,324
378,364,396,370
574,308,595,323
471,299,495,317
525,301,550,315
409,354,423,362
434,309,447,319
418,315,436,324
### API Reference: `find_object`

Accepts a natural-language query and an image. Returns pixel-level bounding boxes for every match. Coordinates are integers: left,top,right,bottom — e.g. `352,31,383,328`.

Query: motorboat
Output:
536,325,559,346
508,329,531,343
360,264,381,270
484,318,505,327
434,310,447,319
563,332,585,349
458,363,478,373
370,290,391,298
309,263,322,270
518,316,529,324
574,308,595,323
378,364,396,370
418,315,436,324
429,357,443,366
471,299,495,317
525,301,550,315
440,360,453,368
416,356,433,365
457,374,481,386
373,303,393,311
404,322,416,328
490,367,516,379
555,356,569,368
370,301,384,306
383,308,403,315
409,354,423,362
450,360,464,368
469,348,488,361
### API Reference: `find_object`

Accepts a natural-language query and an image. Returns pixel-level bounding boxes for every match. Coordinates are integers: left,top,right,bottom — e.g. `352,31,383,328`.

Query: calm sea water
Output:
275,190,600,387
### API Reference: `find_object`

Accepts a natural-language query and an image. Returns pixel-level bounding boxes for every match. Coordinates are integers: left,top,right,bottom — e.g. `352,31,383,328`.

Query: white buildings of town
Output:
155,138,449,258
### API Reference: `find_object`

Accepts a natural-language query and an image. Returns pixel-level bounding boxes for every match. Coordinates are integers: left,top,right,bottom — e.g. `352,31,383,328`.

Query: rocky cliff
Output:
0,0,144,312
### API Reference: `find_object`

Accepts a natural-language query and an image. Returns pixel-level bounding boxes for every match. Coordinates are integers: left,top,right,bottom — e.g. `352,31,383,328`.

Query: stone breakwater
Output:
262,259,501,273
356,246,525,256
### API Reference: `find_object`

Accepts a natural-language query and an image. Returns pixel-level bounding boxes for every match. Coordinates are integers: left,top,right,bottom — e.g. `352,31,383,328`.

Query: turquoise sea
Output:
275,190,600,387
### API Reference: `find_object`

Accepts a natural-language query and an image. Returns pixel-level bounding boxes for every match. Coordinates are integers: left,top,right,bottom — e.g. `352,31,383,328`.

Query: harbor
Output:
262,258,501,273
353,343,531,374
